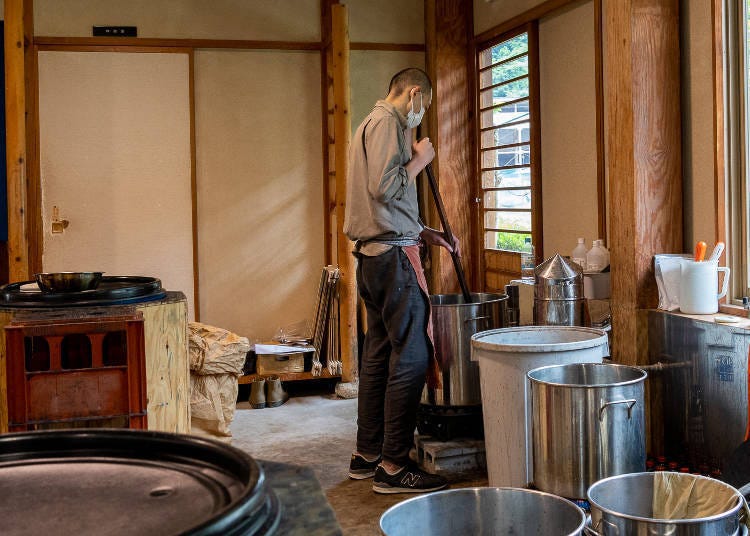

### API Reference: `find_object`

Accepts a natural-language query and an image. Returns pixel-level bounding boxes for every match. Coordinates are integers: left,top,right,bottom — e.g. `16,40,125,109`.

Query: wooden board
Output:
137,297,190,434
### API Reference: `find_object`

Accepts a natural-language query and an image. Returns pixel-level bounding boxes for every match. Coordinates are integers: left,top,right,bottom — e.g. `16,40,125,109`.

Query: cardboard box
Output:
256,352,305,375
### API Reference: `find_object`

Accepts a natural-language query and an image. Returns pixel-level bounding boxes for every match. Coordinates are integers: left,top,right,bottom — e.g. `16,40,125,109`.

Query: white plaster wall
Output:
33,0,320,40
194,50,323,341
473,0,546,35
38,51,194,312
350,50,426,133
539,1,599,258
681,0,715,250
347,0,423,43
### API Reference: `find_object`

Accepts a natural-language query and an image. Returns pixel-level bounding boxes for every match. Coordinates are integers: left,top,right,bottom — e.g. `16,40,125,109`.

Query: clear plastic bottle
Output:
571,238,587,271
520,237,535,281
586,240,607,272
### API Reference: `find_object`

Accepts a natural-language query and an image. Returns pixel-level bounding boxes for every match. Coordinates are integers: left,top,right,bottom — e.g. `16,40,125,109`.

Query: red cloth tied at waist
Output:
402,245,441,390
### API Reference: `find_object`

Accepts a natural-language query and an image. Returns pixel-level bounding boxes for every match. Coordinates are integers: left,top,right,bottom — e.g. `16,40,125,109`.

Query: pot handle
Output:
587,517,620,535
464,315,490,325
599,399,637,421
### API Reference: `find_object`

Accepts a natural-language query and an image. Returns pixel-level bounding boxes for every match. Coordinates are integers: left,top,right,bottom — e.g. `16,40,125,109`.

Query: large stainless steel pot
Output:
586,472,745,535
422,292,507,406
380,487,586,536
528,363,647,499
533,253,587,326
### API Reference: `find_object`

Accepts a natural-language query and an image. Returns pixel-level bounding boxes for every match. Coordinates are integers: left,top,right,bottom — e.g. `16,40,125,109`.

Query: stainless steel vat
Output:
586,472,744,535
533,254,587,326
528,363,647,499
422,292,507,406
380,487,586,536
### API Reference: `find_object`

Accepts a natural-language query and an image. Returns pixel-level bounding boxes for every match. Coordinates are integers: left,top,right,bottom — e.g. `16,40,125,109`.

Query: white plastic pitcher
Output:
679,259,729,314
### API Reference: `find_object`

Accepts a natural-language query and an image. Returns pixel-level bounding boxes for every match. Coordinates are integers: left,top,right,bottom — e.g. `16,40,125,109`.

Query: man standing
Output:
344,68,456,494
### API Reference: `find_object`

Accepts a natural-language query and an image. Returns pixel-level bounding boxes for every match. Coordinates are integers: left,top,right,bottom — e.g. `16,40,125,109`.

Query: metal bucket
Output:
422,292,507,406
586,472,744,535
528,363,647,499
379,487,586,536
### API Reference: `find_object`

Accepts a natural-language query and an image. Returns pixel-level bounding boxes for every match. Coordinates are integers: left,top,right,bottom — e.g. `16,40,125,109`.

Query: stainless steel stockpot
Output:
528,362,647,499
586,472,745,536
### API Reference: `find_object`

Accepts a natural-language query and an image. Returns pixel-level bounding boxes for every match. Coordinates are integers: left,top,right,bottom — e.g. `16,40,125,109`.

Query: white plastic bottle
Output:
586,240,607,272
571,238,587,271
520,237,535,281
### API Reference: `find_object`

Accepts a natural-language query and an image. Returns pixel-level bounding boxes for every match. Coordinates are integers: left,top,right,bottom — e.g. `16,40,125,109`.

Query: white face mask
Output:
406,91,425,129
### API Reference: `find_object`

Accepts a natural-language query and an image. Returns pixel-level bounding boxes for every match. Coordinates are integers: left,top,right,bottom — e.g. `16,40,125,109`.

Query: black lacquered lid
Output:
0,429,280,536
0,276,167,307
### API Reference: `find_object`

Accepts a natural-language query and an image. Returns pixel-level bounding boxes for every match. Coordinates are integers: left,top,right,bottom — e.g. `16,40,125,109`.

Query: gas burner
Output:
0,276,166,307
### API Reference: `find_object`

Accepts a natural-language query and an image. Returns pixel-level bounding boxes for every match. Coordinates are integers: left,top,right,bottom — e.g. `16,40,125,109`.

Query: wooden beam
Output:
605,0,682,365
713,0,727,266
5,0,30,285
188,50,200,321
425,0,476,294
34,36,322,51
474,0,578,46
594,0,607,243
331,4,356,384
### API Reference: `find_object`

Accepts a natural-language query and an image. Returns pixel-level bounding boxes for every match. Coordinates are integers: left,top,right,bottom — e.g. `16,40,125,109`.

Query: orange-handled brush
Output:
694,241,707,262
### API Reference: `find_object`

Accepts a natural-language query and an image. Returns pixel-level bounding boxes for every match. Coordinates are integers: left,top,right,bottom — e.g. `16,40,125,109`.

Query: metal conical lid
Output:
534,254,583,299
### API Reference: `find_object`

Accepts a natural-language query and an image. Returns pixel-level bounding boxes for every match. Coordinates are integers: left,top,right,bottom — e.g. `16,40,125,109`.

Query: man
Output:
343,67,457,494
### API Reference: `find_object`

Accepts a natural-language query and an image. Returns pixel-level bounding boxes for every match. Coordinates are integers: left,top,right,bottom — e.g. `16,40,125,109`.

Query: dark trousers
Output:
355,247,430,466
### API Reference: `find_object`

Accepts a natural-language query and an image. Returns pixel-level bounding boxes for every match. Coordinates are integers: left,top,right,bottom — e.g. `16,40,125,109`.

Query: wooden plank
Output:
527,22,543,260
713,0,727,271
321,0,333,266
605,0,682,365
425,0,475,294
474,0,578,47
188,50,200,321
137,298,190,433
238,370,341,385
34,36,322,50
25,5,41,277
594,0,607,243
331,4,356,384
36,44,191,53
5,0,30,283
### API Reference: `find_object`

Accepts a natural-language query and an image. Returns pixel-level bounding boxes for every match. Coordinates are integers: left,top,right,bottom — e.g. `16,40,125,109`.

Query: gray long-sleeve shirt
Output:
343,100,423,254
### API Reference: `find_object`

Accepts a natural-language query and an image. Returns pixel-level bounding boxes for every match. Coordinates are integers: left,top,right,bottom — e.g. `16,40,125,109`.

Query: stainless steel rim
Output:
527,363,647,388
587,472,743,524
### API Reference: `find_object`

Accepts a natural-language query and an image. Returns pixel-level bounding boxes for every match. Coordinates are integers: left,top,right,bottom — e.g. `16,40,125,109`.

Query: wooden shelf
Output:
238,370,341,384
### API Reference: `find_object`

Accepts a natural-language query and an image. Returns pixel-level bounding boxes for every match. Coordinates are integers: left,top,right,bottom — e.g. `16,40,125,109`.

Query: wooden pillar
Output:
4,0,32,284
331,4,357,383
605,0,682,365
424,0,476,294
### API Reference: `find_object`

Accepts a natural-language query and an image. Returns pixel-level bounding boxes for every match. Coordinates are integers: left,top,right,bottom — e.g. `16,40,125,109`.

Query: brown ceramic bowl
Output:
34,272,104,293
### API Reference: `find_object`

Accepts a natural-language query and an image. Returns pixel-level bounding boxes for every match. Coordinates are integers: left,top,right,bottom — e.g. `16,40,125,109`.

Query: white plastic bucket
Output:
471,326,609,488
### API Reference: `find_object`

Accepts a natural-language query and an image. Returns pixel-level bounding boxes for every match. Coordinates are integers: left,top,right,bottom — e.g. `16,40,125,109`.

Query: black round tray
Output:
0,276,167,307
0,429,280,536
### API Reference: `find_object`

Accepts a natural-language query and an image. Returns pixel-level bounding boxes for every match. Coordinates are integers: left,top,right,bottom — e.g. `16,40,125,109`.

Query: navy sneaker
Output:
348,453,381,480
372,464,448,494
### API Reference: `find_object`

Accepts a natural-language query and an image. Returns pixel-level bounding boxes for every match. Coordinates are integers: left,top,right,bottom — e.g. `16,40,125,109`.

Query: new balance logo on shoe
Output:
400,472,420,487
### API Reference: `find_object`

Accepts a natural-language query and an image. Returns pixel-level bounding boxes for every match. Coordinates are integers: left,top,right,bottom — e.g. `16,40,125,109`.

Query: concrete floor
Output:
230,386,487,535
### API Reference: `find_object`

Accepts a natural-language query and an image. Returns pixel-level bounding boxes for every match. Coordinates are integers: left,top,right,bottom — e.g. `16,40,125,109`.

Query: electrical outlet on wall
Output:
93,26,137,37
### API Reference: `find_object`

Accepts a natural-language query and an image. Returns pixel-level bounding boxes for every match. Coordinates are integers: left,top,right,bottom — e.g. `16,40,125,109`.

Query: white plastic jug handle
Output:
717,267,730,300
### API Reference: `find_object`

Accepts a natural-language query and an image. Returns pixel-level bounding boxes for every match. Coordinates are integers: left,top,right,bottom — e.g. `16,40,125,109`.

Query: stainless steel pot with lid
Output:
533,254,587,326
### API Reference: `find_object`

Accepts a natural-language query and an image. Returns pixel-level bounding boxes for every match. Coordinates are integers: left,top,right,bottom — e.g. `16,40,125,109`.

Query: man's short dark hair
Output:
388,68,432,97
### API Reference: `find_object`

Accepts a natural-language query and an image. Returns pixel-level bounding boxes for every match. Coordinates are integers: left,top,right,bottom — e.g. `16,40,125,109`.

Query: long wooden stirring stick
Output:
425,164,473,303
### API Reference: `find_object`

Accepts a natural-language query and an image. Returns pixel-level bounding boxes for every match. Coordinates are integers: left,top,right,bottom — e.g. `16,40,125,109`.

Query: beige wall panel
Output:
194,50,323,341
473,0,546,35
539,2,598,258
34,0,320,41
347,0,424,44
38,51,195,315
681,0,715,249
350,50,425,133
